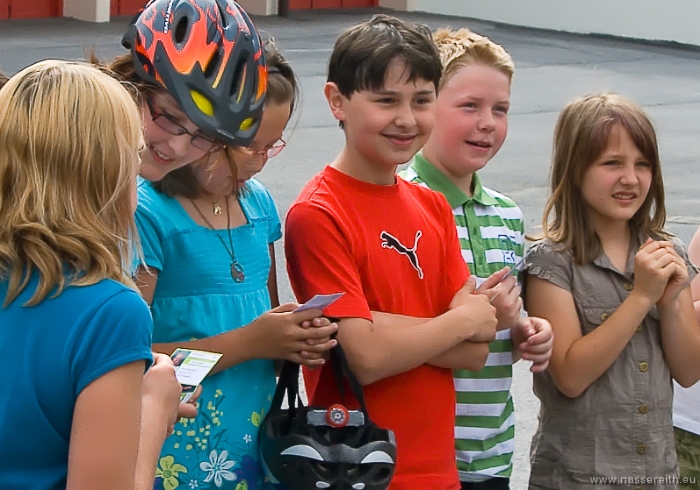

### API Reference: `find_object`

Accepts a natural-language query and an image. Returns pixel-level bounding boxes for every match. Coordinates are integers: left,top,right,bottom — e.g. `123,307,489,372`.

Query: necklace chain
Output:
189,196,245,283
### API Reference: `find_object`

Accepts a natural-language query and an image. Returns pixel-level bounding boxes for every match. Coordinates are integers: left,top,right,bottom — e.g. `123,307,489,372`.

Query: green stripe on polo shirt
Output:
460,452,514,473
457,389,511,405
455,424,516,452
456,365,512,379
489,339,513,353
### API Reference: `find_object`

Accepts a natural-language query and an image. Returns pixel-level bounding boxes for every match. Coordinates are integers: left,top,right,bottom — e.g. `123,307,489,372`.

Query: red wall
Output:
111,0,145,16
5,0,61,17
289,0,377,9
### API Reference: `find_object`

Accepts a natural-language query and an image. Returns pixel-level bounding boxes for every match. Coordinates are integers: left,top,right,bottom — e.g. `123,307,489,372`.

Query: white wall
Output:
410,0,700,46
237,0,277,16
63,0,109,22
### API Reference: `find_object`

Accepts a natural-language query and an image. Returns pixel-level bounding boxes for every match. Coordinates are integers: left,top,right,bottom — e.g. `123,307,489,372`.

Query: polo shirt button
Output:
639,404,648,414
601,312,610,321
624,282,634,291
639,361,649,372
636,324,643,333
637,443,647,454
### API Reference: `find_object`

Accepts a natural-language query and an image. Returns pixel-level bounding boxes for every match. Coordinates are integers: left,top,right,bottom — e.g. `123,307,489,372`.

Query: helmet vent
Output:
173,16,190,45
215,0,229,28
204,49,222,81
230,58,247,102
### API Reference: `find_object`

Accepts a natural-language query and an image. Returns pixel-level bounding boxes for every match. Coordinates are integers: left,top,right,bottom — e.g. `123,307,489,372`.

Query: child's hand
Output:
178,386,201,420
657,245,689,307
477,267,523,331
298,316,338,363
512,317,553,372
249,304,338,367
142,353,182,434
633,239,677,305
450,277,498,342
449,276,477,310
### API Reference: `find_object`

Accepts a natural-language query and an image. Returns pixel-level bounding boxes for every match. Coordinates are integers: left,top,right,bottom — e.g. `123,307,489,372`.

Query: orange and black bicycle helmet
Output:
122,0,267,146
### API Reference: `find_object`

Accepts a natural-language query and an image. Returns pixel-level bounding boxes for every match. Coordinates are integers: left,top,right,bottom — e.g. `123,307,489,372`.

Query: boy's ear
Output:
324,82,347,124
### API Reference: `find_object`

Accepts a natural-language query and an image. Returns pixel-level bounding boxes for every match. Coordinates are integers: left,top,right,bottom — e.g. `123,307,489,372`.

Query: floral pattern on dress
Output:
152,388,269,490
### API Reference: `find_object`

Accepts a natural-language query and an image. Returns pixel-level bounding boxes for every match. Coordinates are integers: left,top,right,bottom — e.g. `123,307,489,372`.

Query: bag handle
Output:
268,339,369,418
269,358,303,417
330,341,369,417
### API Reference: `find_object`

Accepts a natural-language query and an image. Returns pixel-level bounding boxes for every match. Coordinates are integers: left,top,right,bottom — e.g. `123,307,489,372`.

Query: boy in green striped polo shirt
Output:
400,28,554,490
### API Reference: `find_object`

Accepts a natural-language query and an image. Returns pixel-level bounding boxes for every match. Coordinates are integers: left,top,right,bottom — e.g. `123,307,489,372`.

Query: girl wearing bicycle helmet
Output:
134,41,337,490
112,0,267,182
110,0,333,384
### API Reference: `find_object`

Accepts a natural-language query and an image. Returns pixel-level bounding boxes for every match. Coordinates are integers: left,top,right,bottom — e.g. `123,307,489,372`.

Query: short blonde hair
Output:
433,27,514,89
0,60,144,306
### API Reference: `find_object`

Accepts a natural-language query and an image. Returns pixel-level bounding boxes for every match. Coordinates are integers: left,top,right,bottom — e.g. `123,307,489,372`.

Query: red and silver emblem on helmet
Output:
326,404,350,428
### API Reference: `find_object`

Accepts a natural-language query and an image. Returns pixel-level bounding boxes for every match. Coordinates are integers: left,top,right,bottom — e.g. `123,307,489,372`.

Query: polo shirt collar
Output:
411,152,499,208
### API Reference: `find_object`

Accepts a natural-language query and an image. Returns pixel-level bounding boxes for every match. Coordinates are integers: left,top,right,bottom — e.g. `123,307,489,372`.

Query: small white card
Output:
294,292,345,313
171,348,223,402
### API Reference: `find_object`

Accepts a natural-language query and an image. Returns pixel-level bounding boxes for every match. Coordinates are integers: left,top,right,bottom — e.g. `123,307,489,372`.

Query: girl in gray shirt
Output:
524,93,700,490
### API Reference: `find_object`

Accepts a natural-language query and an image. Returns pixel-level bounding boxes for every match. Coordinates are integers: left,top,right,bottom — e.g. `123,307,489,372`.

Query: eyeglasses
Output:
234,139,287,159
145,97,223,152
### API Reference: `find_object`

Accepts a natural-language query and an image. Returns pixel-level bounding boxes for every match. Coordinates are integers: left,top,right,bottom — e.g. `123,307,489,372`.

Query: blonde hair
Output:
0,60,144,306
432,27,514,89
543,93,667,264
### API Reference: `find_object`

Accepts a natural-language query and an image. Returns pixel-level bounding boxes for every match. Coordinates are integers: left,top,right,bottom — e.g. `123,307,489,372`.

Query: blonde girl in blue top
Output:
135,42,336,490
0,60,183,490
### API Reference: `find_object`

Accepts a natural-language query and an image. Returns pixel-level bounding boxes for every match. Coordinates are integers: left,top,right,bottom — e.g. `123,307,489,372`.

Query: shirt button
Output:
624,282,634,291
639,404,648,414
636,324,643,333
601,312,610,321
635,487,643,490
637,443,647,454
639,361,649,372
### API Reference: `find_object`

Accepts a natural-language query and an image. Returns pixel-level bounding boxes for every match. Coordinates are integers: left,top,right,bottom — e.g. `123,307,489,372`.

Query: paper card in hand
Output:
171,348,223,402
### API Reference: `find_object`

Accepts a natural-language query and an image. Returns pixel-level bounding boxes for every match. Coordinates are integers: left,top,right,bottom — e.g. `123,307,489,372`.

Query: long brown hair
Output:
0,60,143,306
542,93,667,264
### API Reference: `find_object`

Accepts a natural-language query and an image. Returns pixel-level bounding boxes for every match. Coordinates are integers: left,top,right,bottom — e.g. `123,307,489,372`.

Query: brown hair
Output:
432,27,514,89
153,38,298,199
90,51,158,101
328,14,441,98
542,93,667,264
0,60,143,306
153,147,239,199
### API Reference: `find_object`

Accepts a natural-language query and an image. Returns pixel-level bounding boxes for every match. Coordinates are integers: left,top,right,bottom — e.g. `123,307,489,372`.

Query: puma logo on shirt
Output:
380,230,424,279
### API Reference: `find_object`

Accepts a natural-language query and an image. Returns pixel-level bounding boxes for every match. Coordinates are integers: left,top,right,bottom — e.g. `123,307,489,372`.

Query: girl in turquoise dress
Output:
135,42,337,490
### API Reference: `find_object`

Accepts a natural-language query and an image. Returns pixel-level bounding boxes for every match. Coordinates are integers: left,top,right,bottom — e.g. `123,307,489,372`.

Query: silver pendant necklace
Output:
190,195,245,283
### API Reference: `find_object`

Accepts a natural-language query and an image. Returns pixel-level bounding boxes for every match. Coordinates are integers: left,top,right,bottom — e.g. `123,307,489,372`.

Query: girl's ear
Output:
324,82,346,124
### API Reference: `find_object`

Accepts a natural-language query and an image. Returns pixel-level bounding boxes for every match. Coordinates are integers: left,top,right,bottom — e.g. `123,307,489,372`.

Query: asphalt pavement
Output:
3,8,700,488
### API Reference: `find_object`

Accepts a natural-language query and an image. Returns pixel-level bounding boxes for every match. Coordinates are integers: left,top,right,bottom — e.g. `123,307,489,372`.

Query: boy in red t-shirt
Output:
284,14,498,490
